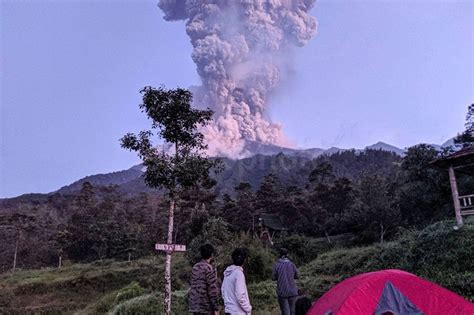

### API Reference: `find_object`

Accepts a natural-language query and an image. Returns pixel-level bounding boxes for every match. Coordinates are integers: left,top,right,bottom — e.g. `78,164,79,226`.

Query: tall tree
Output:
348,175,400,244
308,161,335,187
398,144,450,226
120,86,219,314
255,173,282,212
454,104,474,148
233,182,255,231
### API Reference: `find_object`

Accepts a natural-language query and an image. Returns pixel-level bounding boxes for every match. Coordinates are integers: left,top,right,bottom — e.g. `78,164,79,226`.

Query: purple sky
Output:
1,0,473,198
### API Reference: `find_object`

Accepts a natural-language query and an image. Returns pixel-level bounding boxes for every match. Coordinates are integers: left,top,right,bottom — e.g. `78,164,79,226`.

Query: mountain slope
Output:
365,142,405,156
56,165,145,195
1,142,407,200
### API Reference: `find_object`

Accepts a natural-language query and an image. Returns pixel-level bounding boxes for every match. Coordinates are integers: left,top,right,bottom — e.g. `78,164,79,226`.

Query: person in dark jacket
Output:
272,248,299,315
189,244,220,315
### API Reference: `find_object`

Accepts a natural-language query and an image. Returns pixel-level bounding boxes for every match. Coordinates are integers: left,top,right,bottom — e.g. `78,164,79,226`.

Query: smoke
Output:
158,0,317,157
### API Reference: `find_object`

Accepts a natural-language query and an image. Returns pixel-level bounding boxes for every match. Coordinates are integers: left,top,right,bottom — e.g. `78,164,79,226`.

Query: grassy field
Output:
1,220,472,314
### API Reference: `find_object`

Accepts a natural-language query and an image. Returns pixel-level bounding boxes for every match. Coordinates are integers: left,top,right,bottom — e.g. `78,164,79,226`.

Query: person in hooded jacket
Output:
221,248,252,315
272,248,299,315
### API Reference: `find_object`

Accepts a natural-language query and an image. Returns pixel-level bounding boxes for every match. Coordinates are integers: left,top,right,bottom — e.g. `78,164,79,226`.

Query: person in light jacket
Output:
221,248,252,315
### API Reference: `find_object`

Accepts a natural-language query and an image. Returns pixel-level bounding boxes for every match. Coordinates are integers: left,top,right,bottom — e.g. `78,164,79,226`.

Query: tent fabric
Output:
374,281,423,315
307,269,474,315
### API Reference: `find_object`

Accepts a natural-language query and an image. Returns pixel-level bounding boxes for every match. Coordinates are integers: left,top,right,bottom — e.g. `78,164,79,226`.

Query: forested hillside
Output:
2,145,471,272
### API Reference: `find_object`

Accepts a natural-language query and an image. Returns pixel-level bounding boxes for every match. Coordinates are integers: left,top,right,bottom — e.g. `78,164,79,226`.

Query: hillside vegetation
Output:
1,220,472,314
2,147,462,272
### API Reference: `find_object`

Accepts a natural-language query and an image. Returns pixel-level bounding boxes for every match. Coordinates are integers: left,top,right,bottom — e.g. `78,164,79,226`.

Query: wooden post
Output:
448,166,464,227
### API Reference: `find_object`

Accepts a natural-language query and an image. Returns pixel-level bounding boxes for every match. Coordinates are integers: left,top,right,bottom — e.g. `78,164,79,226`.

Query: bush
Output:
298,220,474,301
187,218,232,265
301,245,382,277
213,232,277,283
247,281,279,314
109,290,188,315
273,233,357,266
245,249,271,283
273,234,331,266
379,220,474,300
114,281,146,304
187,221,277,283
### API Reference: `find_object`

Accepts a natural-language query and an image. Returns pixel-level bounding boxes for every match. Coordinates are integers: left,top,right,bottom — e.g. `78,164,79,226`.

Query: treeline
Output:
2,144,472,272
219,145,454,242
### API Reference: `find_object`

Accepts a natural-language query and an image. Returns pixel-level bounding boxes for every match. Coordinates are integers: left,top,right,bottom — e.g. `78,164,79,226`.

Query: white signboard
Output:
155,243,186,252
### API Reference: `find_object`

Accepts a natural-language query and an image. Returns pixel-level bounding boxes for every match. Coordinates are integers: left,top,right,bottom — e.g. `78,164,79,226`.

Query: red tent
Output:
307,269,474,315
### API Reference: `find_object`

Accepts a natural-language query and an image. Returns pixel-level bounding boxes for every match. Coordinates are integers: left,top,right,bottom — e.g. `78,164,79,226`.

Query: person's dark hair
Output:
295,296,312,315
200,244,215,260
231,248,248,266
279,247,288,258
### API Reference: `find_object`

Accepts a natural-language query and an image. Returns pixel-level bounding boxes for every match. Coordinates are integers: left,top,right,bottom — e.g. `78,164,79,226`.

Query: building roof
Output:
431,147,474,173
259,213,287,231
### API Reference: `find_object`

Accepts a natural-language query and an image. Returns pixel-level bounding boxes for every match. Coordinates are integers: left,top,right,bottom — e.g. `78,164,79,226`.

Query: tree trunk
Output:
164,196,175,315
12,238,18,273
325,231,331,244
58,255,62,269
380,222,385,245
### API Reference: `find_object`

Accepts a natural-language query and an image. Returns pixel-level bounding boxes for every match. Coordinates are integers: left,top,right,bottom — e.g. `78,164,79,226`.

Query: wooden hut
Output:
257,213,287,245
432,147,474,226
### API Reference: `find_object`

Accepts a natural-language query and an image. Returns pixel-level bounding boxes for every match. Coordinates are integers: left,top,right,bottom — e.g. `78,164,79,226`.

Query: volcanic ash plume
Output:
158,0,317,157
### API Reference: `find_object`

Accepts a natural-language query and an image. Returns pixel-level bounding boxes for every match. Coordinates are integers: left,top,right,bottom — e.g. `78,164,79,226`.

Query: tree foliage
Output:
455,103,474,148
120,86,220,193
397,144,450,226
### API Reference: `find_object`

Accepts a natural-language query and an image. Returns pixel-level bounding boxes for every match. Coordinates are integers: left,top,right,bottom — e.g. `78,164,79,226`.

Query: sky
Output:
1,0,473,198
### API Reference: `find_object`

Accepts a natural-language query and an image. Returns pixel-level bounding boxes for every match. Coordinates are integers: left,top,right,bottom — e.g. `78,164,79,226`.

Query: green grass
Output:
0,220,472,314
0,255,179,314
297,220,474,301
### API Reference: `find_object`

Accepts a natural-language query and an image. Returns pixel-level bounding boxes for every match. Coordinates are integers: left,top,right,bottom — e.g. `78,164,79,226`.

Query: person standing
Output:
272,248,299,315
221,248,252,315
189,244,220,315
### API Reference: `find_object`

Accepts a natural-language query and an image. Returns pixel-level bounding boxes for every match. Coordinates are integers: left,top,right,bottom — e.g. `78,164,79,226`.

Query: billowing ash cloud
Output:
158,0,317,157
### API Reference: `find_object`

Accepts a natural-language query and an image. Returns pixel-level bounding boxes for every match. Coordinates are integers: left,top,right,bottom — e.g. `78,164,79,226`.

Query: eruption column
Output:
159,0,317,157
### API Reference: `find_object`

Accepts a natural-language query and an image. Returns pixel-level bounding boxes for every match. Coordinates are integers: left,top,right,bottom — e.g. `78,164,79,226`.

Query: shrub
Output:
186,218,232,266
379,220,474,300
109,290,188,315
114,281,146,304
188,222,277,283
220,232,277,283
301,245,382,277
298,220,474,301
273,234,332,266
247,281,279,314
273,233,357,266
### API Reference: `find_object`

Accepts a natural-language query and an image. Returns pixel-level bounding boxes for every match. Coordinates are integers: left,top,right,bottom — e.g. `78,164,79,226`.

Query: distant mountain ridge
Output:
56,165,147,195
53,141,403,196
365,142,405,156
239,140,405,159
1,140,452,200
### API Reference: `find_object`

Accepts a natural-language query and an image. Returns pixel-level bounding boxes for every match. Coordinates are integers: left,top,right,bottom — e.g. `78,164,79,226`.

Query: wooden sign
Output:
155,244,186,252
